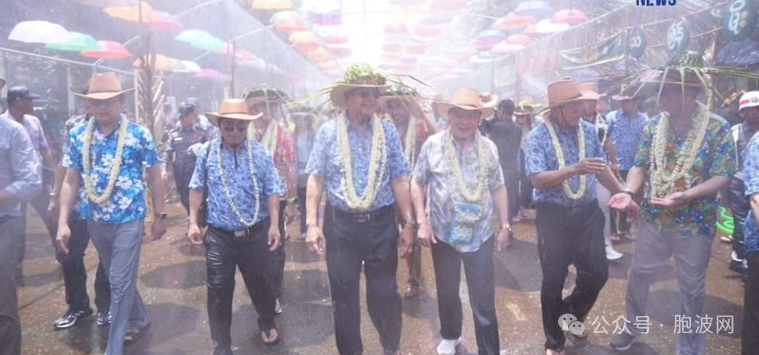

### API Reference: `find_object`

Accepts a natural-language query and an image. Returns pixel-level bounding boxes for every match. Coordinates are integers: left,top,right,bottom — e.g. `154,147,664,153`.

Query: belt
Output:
535,199,598,212
330,204,394,224
210,219,267,238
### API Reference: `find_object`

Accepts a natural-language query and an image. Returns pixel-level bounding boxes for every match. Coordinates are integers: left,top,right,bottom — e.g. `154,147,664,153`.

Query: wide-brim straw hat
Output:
206,99,263,126
640,68,703,88
480,92,499,108
515,100,536,115
377,84,419,111
577,82,600,101
329,63,390,108
546,78,584,109
72,72,134,100
434,88,495,120
244,87,289,106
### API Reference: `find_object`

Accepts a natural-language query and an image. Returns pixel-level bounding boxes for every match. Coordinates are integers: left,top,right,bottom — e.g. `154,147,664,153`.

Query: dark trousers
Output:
324,204,402,355
0,216,23,355
744,252,759,355
503,169,520,222
173,163,194,214
267,203,287,299
518,151,533,209
728,177,749,260
432,237,499,355
18,183,57,276
297,187,308,233
204,220,276,353
536,202,609,351
63,214,111,313
610,170,631,234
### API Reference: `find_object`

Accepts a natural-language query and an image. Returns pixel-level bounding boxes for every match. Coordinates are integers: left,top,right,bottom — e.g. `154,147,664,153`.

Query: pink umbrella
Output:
492,12,537,30
271,11,306,32
295,42,319,53
328,45,352,57
491,41,525,54
551,9,587,25
384,23,410,39
81,40,132,58
382,43,404,56
506,34,532,46
405,43,428,55
150,11,183,32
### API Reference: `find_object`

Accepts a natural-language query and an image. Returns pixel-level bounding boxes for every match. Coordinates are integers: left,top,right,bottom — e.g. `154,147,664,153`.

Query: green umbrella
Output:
175,29,225,51
46,32,99,51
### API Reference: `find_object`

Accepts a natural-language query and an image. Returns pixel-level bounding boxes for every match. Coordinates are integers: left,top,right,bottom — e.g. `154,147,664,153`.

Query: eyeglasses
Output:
350,88,380,99
88,98,120,107
222,125,248,133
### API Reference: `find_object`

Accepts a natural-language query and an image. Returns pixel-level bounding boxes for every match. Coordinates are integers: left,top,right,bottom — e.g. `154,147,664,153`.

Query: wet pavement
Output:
17,204,743,355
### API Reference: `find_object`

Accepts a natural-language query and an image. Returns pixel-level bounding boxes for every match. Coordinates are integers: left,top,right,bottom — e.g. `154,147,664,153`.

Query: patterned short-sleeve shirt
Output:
606,109,647,171
634,112,736,236
525,118,605,207
63,116,159,224
743,134,759,254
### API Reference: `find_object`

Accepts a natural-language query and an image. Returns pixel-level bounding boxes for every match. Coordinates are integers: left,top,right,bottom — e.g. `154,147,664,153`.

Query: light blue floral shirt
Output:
305,113,409,213
414,131,504,252
606,109,648,171
189,139,283,231
743,134,759,254
63,116,159,224
525,118,605,207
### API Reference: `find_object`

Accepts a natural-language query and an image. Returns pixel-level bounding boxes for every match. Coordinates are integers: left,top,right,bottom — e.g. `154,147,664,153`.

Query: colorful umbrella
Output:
384,23,410,39
551,9,588,25
472,30,506,49
309,10,342,26
103,1,156,22
133,54,183,71
195,68,224,79
176,29,225,51
515,1,552,18
8,21,71,44
46,32,98,51
178,60,202,73
413,24,442,40
405,43,428,55
251,0,293,10
328,44,352,57
271,11,306,32
295,42,319,53
81,40,132,58
430,0,467,11
289,31,317,44
536,19,570,34
492,12,537,30
383,43,405,56
319,26,349,44
318,60,339,71
506,34,532,46
308,48,330,62
491,41,525,54
150,11,184,32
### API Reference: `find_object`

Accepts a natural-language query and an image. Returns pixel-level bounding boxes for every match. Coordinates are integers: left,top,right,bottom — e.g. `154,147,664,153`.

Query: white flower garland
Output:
444,130,488,203
337,113,387,211
216,139,260,227
403,116,417,170
649,103,710,198
82,117,128,205
545,117,587,200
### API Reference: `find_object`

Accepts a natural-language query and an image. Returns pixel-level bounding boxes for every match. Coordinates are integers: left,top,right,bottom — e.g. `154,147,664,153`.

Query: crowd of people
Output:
0,49,758,355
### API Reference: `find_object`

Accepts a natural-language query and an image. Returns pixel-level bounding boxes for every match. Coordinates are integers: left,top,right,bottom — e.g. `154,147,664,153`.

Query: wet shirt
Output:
526,118,605,207
606,109,647,171
63,116,159,224
743,134,759,253
166,121,212,168
189,139,283,231
414,131,504,252
634,113,736,237
0,118,41,218
0,112,49,155
732,122,759,177
306,113,409,213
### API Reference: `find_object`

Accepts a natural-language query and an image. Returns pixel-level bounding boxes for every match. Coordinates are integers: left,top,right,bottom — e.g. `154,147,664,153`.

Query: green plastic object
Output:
716,206,735,235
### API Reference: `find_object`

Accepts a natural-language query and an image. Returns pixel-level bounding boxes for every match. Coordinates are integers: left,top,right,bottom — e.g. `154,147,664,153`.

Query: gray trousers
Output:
88,219,150,355
625,221,713,355
0,216,22,355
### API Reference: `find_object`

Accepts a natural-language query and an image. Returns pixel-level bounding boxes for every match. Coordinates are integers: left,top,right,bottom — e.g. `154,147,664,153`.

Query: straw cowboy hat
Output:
515,100,536,115
329,63,390,108
378,84,418,111
244,86,289,106
434,88,495,120
611,83,642,101
546,78,584,109
72,72,134,100
479,92,499,108
206,99,263,126
577,82,600,101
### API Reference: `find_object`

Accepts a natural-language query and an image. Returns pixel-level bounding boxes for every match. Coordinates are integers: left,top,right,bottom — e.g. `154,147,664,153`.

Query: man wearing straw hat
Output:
187,99,284,353
411,88,511,355
378,84,437,300
0,76,41,355
525,78,633,355
305,63,414,355
244,86,296,315
609,52,737,354
57,72,166,354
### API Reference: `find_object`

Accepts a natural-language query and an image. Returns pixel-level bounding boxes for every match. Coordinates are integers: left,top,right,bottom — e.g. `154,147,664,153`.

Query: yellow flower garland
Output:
545,117,587,200
649,103,710,198
82,117,128,205
337,113,387,211
216,140,261,226
444,130,488,203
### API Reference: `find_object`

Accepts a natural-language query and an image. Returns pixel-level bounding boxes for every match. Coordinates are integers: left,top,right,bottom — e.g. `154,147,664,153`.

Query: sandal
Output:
262,328,281,346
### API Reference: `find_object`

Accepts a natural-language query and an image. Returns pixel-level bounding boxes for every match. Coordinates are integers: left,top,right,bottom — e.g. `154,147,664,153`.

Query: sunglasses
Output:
221,123,248,133
350,88,380,99
88,98,120,107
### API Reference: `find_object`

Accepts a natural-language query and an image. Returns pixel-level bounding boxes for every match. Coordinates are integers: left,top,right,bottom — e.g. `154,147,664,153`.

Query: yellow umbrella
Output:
251,0,293,10
133,54,182,71
104,1,156,22
308,47,330,62
318,60,339,70
289,31,316,44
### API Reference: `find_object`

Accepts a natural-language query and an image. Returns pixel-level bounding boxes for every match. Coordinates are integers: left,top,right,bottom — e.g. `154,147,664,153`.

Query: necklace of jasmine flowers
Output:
649,103,709,198
403,116,417,170
216,139,260,226
82,116,128,205
444,130,488,203
545,116,587,200
337,113,387,211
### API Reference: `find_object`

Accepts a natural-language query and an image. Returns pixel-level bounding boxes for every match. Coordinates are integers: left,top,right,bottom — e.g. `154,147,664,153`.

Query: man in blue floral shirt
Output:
304,64,413,355
526,79,629,355
187,99,283,354
57,73,166,355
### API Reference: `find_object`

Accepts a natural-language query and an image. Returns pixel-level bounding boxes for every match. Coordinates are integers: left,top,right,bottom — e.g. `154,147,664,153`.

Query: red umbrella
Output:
81,40,132,58
382,42,404,55
328,45,352,57
271,11,306,32
551,9,587,25
492,12,536,30
295,42,319,53
150,11,183,32
405,43,427,55
414,24,441,38
506,34,532,46
384,22,410,39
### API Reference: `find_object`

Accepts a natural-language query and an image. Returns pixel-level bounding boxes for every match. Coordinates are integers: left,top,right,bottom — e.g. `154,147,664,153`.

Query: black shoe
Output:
96,311,112,326
730,259,748,274
53,308,93,329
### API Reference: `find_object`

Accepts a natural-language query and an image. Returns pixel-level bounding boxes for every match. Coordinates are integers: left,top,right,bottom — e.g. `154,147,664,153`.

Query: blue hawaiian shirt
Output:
606,109,648,171
306,113,409,212
189,139,283,231
525,118,605,207
743,134,759,254
63,116,159,224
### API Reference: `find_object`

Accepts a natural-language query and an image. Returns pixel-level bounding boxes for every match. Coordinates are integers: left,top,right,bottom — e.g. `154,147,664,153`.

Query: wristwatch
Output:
622,189,636,197
402,217,418,228
156,212,168,220
503,224,513,233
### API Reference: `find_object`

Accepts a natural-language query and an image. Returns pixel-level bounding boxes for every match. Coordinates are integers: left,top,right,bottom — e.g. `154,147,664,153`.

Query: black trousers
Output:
728,177,749,260
173,163,195,214
297,187,308,233
536,202,609,351
518,152,533,210
610,170,631,234
204,220,276,353
744,252,759,355
432,237,499,355
324,204,402,355
0,216,22,355
63,213,111,313
503,169,520,222
266,202,287,300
